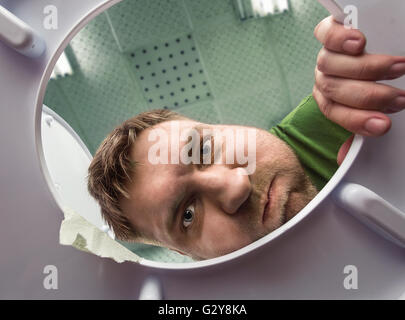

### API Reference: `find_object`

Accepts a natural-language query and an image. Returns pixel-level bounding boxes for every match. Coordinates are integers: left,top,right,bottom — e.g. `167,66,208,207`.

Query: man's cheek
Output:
234,129,257,175
198,219,251,258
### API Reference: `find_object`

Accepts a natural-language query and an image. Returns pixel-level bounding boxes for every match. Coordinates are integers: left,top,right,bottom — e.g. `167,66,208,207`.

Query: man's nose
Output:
198,167,252,214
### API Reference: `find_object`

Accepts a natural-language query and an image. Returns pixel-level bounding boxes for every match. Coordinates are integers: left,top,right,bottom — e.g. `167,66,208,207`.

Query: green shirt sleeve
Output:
270,95,352,191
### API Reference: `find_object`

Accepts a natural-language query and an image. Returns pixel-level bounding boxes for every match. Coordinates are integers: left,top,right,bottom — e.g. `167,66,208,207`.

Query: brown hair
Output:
87,109,184,241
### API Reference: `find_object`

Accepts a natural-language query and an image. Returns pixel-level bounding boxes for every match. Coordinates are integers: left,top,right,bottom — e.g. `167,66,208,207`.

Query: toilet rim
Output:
41,105,93,162
33,0,365,271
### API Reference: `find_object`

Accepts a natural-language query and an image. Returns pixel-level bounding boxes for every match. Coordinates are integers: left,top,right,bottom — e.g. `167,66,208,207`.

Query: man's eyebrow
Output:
183,124,204,144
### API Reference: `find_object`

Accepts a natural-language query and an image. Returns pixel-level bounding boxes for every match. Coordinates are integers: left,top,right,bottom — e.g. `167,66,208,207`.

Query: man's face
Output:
120,120,318,260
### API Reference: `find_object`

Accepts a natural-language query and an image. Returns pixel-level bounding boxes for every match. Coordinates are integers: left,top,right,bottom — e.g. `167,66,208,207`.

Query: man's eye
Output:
183,204,195,228
200,136,213,164
202,138,211,154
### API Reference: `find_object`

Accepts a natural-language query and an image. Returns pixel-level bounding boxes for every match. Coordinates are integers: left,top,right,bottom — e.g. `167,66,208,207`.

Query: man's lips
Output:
262,177,275,224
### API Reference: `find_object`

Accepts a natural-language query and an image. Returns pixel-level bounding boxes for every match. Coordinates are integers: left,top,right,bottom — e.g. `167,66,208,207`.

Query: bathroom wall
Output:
43,0,328,155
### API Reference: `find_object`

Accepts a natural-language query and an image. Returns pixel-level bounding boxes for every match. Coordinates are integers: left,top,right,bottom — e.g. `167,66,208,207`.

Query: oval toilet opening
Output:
36,0,364,270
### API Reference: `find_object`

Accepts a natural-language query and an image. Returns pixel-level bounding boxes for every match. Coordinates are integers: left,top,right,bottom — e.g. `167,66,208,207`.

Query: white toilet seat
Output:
41,105,113,236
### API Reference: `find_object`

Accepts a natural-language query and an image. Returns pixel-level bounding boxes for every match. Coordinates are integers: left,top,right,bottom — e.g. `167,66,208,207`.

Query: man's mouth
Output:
262,176,275,224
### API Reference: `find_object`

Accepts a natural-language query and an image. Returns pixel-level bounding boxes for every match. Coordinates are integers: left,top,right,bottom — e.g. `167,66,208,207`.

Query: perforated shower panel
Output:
127,33,213,110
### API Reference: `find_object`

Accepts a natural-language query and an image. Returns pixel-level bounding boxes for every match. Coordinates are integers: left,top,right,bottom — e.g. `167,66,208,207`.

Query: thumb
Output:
337,135,355,166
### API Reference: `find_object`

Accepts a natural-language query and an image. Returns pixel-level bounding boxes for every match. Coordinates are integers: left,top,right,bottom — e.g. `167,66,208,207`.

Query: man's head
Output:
88,110,318,261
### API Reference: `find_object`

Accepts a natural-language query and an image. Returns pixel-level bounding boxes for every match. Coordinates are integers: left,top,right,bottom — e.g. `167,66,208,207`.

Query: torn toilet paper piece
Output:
59,207,141,263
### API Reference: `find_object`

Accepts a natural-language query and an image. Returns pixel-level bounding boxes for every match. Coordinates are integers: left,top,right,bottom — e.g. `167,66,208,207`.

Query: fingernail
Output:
385,106,403,113
385,97,405,113
388,63,405,77
395,96,405,107
364,118,389,135
343,39,361,53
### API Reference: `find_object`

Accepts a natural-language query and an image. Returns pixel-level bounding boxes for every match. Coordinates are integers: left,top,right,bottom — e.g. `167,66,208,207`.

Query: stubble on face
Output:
234,128,319,243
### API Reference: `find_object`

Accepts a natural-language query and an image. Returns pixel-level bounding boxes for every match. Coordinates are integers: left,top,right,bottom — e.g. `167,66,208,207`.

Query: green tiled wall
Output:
44,0,328,154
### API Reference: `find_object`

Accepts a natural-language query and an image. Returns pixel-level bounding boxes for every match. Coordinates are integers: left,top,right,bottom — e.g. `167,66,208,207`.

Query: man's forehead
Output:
120,162,178,235
159,119,201,130
130,119,201,161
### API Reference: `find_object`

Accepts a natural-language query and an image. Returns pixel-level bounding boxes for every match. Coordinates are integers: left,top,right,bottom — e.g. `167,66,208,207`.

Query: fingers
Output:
314,16,366,55
315,68,405,112
337,135,354,166
312,85,392,136
313,15,400,138
317,48,405,81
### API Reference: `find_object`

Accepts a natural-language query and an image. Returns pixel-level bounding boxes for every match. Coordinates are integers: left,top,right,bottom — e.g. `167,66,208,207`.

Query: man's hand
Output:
313,16,405,165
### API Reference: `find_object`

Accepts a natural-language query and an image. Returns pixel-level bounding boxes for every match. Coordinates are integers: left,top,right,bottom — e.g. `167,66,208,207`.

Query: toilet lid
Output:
41,105,112,237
